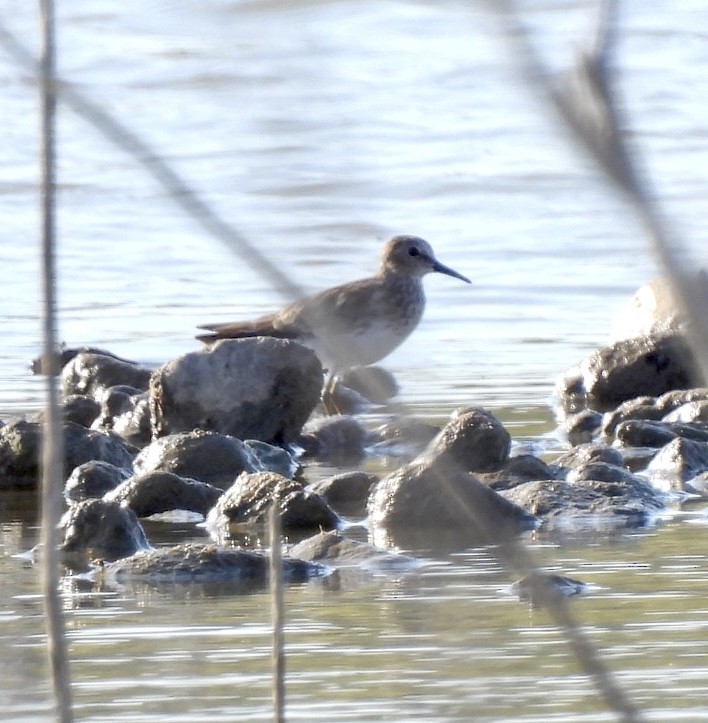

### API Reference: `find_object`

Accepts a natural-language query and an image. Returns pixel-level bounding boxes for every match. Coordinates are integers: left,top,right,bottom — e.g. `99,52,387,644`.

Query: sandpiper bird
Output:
196,234,471,403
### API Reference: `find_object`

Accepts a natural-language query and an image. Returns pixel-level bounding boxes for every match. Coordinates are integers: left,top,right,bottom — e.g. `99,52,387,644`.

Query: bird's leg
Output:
321,372,340,416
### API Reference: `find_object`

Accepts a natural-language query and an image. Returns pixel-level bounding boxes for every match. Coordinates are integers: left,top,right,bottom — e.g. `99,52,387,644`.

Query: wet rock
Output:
614,419,708,448
149,338,322,444
298,415,368,462
425,407,511,473
662,399,708,424
478,454,556,491
100,543,324,587
367,454,539,544
65,460,131,502
370,416,440,456
132,430,297,490
655,388,708,415
510,572,588,606
601,396,664,439
555,366,587,416
110,395,152,448
60,498,150,565
308,471,379,517
62,395,101,427
61,351,152,400
0,419,135,490
290,530,415,572
502,477,663,531
566,462,645,486
105,471,223,518
207,471,340,537
552,443,624,472
564,410,603,446
336,366,399,404
32,346,139,376
557,333,702,414
645,437,708,493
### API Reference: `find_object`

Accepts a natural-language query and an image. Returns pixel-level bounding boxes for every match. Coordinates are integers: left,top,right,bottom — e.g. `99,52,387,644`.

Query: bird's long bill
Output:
432,259,471,284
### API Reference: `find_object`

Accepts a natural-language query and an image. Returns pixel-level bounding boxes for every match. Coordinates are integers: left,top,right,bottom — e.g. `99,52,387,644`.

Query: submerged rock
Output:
308,471,378,517
149,338,322,444
99,543,324,587
298,415,368,462
510,571,589,606
336,365,399,404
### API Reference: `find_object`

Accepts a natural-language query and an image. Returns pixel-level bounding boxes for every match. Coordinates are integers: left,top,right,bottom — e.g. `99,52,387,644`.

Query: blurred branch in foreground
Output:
489,0,708,384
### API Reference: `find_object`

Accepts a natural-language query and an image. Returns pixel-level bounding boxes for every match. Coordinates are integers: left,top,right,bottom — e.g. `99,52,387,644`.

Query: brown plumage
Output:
197,235,470,379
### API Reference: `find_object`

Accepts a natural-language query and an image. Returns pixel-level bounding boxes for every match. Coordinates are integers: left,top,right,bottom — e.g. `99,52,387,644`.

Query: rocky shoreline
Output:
3,288,708,593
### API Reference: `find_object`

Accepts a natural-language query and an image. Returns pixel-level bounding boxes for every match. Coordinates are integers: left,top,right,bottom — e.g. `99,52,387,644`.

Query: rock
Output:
60,498,150,565
510,572,588,606
602,396,664,439
132,430,297,490
425,407,511,473
61,352,152,400
552,444,624,472
613,419,679,448
207,471,340,537
662,400,708,424
558,333,702,414
298,415,368,462
655,388,708,415
289,530,415,572
367,455,539,544
110,395,152,448
105,471,223,518
645,437,708,492
370,416,440,456
62,395,101,427
478,455,556,491
64,461,131,502
149,338,322,444
564,410,603,446
502,477,663,531
308,471,378,517
336,366,399,404
566,462,645,486
31,346,139,376
0,419,135,490
99,543,324,587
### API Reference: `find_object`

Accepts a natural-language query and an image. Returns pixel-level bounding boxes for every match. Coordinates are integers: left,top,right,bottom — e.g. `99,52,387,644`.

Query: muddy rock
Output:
367,453,538,544
370,416,440,456
502,477,664,531
150,338,322,444
105,471,223,518
62,395,101,427
552,443,624,473
132,430,297,490
477,454,556,491
65,460,131,502
557,333,702,414
207,471,340,537
308,471,379,517
109,395,152,447
60,498,150,565
336,365,399,404
100,543,324,588
564,409,603,446
645,437,708,493
602,397,664,439
0,419,135,489
566,461,646,487
61,351,152,400
425,407,511,473
298,415,368,462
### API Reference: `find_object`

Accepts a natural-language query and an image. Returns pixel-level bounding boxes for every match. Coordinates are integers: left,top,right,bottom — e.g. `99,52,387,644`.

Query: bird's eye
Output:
409,247,419,257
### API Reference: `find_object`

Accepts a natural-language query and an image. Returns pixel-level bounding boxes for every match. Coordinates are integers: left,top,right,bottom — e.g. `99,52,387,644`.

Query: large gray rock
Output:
150,338,323,444
64,460,131,502
132,430,297,489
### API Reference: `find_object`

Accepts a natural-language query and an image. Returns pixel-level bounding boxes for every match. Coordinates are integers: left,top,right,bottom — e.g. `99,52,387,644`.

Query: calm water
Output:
2,0,708,720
